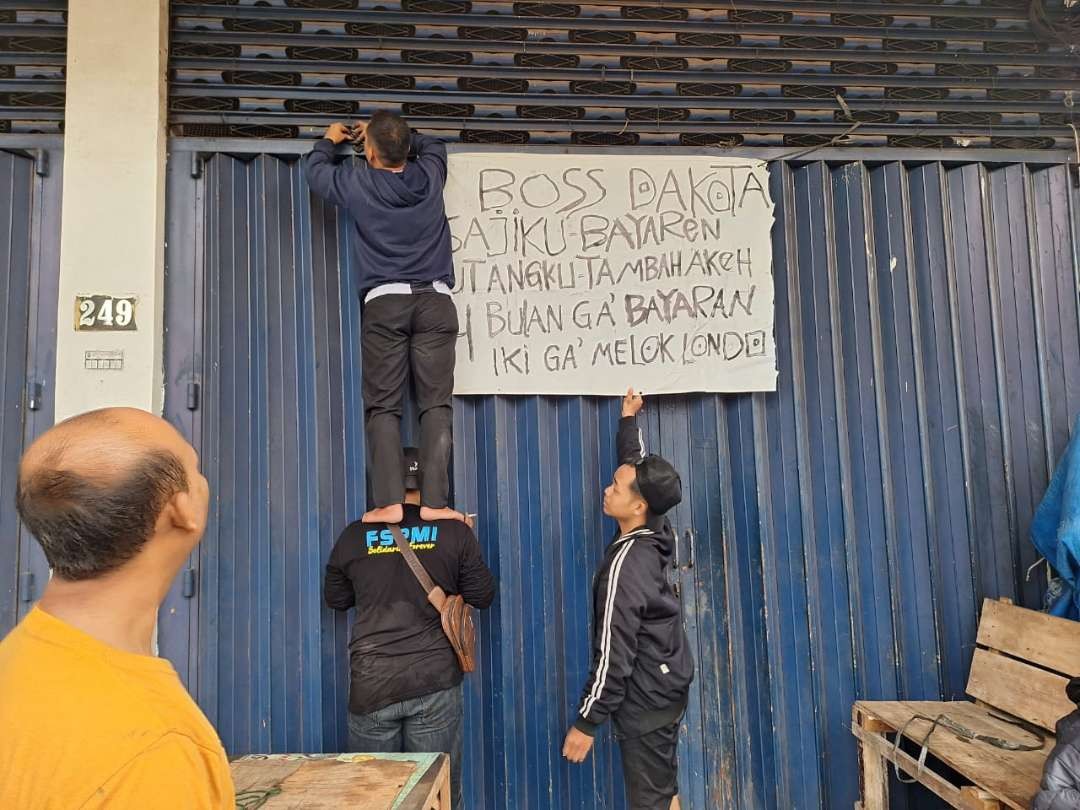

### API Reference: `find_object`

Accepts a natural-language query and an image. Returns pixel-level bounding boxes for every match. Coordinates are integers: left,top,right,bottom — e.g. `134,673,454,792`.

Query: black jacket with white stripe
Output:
574,416,695,739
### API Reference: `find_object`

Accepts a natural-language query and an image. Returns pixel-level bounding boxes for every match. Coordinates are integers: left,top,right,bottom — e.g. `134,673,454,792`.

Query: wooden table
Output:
230,752,451,810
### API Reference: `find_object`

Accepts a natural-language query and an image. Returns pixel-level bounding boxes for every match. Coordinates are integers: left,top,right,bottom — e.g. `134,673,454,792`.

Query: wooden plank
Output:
851,720,962,807
966,647,1073,731
977,598,1080,677
856,724,889,810
958,786,1002,809
398,753,452,810
853,700,1050,810
230,755,417,810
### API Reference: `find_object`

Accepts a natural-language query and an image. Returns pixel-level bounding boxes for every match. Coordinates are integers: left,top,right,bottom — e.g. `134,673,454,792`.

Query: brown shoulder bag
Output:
387,524,477,673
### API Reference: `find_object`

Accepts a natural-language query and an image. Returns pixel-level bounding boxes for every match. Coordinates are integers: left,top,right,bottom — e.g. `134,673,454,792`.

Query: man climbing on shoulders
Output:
563,388,694,810
304,111,465,525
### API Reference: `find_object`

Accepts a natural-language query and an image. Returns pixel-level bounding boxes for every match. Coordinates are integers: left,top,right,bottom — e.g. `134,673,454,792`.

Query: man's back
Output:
303,131,454,293
0,607,233,810
325,503,496,715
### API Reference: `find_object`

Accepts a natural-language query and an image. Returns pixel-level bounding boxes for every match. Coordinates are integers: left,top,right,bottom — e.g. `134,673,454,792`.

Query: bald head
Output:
17,408,193,581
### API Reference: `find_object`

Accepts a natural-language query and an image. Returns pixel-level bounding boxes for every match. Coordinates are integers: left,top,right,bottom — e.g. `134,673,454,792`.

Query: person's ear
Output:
163,490,200,534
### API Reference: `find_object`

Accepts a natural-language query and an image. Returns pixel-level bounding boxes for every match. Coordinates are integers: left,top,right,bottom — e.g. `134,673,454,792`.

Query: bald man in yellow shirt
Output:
0,408,234,809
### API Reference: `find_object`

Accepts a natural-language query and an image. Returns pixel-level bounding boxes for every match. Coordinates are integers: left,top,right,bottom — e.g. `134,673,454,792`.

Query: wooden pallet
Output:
852,598,1080,809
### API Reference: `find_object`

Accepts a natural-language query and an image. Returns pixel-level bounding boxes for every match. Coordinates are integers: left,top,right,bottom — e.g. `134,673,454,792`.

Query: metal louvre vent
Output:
728,59,792,74
222,71,302,86
346,74,415,90
460,77,529,93
284,98,358,115
621,6,687,21
403,102,475,117
884,38,945,53
171,42,242,58
991,136,1056,149
620,56,688,72
985,40,1043,54
458,27,528,43
931,15,996,30
402,50,473,65
676,32,739,48
728,9,791,24
832,62,897,76
678,83,740,98
783,134,832,147
680,133,743,147
573,131,639,145
938,111,1002,126
888,135,955,149
461,129,529,144
731,109,795,124
517,105,585,120
781,36,845,50
403,0,472,13
170,96,241,112
285,0,359,8
990,87,1049,101
0,92,65,109
783,85,842,99
570,30,636,45
285,46,358,61
837,109,899,124
626,107,690,122
515,53,579,68
832,14,892,27
886,86,949,100
513,2,578,17
0,36,66,54
222,18,301,34
164,0,1080,149
344,23,415,37
570,80,636,95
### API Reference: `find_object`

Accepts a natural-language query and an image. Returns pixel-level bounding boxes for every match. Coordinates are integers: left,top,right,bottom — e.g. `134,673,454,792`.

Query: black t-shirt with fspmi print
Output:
324,504,497,715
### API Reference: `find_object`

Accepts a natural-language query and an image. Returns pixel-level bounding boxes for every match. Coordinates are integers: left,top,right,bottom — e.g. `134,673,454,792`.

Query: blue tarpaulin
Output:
1033,415,1080,619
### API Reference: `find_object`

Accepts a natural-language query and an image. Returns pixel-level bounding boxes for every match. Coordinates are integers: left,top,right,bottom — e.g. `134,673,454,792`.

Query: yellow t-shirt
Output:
0,606,235,809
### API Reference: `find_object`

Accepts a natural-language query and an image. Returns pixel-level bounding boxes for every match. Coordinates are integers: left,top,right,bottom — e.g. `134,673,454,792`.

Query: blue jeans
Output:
347,684,463,809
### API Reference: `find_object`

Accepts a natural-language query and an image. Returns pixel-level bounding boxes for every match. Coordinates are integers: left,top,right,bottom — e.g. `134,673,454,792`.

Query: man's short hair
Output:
16,450,189,581
366,111,411,167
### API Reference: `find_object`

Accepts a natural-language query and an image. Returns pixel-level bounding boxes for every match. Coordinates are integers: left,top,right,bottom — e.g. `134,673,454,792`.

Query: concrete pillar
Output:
54,0,168,421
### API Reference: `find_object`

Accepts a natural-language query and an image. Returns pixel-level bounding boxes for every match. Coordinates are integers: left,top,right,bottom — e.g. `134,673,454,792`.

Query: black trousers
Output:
362,290,457,509
618,717,682,810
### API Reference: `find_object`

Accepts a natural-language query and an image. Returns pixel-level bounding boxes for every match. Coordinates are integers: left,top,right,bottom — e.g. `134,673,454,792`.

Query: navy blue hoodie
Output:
302,133,455,295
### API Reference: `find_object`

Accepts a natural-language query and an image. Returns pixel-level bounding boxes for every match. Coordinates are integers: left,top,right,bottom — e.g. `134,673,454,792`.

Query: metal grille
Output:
166,0,1080,149
0,4,67,133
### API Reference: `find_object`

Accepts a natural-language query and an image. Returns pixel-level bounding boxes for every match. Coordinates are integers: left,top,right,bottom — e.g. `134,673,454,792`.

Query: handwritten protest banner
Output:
444,153,776,395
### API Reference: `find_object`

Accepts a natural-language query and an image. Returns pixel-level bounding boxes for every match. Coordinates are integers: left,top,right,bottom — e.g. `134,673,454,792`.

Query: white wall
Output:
54,0,168,421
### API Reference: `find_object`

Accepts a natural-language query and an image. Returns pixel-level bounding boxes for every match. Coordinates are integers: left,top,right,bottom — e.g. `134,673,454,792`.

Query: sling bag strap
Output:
387,523,477,673
388,524,444,609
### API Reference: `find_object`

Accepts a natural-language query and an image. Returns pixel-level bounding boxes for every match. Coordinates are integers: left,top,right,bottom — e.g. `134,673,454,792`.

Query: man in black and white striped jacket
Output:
563,388,695,810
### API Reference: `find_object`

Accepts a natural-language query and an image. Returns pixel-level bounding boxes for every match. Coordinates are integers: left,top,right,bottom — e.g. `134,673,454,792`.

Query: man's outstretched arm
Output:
302,122,356,208
616,387,646,465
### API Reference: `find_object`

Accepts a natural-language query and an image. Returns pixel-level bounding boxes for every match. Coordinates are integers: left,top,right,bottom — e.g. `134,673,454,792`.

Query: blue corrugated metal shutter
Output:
0,139,62,636
163,143,1080,809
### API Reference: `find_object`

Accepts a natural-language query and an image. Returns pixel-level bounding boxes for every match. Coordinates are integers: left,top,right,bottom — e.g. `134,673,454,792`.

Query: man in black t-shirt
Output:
324,448,496,809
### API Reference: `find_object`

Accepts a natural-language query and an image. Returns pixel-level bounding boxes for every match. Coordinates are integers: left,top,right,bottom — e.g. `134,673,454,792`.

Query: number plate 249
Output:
75,295,137,332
